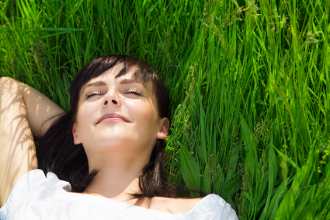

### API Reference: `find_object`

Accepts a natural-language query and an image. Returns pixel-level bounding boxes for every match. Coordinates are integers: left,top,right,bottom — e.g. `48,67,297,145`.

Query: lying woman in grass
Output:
0,55,237,219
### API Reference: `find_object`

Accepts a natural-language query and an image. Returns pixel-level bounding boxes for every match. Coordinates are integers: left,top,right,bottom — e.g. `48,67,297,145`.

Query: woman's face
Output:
72,65,169,164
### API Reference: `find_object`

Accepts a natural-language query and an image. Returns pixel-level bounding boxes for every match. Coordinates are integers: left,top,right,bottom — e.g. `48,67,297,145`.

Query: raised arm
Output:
0,77,64,206
12,78,65,139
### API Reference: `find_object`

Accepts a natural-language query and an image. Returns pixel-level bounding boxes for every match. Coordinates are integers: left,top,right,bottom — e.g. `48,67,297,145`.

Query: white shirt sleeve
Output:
0,170,46,218
183,194,238,220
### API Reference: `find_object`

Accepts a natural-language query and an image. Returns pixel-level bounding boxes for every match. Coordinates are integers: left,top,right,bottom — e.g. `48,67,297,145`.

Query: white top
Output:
0,169,238,220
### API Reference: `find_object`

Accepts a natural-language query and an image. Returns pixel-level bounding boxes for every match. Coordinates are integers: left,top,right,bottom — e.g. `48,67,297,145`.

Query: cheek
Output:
76,103,97,127
133,101,159,128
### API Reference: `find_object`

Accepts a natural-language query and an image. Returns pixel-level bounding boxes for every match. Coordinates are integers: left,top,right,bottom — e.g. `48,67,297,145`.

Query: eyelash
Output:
85,91,103,99
125,88,143,96
85,88,143,99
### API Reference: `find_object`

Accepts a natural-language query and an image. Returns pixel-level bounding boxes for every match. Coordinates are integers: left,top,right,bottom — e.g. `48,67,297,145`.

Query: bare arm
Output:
0,77,64,206
17,79,65,139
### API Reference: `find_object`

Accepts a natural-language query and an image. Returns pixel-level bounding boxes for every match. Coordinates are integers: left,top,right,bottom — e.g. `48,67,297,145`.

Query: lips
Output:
96,113,129,124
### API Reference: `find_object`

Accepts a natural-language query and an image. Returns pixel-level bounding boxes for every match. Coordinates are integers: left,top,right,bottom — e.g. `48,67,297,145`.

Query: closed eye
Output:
85,91,104,99
125,88,143,96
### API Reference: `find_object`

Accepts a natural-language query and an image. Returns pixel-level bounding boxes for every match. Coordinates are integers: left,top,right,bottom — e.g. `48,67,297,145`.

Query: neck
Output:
83,157,148,201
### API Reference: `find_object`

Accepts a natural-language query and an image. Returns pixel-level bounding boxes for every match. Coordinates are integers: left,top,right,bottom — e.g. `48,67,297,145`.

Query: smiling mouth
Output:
96,113,129,124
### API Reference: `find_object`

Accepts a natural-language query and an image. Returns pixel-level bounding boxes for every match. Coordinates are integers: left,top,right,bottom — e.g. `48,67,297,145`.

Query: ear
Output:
72,123,82,145
157,117,169,140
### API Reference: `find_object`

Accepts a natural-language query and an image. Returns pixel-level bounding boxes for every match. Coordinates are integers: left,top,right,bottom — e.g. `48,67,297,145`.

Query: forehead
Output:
82,64,153,90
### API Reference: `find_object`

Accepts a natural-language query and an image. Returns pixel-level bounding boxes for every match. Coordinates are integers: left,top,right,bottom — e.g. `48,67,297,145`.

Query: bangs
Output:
114,60,155,87
80,55,155,87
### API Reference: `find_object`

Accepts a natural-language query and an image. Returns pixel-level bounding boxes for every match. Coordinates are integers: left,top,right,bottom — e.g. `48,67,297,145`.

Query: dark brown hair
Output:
37,55,174,197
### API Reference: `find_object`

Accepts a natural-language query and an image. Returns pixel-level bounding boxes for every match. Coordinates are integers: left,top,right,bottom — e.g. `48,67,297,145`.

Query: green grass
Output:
1,0,330,219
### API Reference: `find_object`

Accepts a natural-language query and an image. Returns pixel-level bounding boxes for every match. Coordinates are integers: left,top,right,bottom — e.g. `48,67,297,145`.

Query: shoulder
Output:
8,169,70,194
156,194,238,219
156,196,202,214
0,169,45,216
135,196,200,214
1,169,70,211
198,194,238,219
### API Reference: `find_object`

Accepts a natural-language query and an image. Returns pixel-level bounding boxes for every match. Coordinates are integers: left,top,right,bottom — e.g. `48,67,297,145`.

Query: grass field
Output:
1,0,330,219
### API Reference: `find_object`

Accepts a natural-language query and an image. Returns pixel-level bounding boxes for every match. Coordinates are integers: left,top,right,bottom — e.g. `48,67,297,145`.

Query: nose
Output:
102,90,121,107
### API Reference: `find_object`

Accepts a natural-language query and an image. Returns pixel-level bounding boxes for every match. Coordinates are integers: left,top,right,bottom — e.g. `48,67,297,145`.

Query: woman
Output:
0,55,238,219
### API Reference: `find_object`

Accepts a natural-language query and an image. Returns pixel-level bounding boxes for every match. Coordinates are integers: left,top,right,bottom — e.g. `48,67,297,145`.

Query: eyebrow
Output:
85,81,107,88
119,79,146,88
83,79,146,92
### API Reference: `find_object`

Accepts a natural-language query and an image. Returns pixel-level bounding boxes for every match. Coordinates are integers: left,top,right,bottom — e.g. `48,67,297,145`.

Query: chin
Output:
93,138,135,150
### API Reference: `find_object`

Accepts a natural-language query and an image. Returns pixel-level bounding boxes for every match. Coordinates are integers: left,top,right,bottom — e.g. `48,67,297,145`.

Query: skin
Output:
0,77,64,207
72,65,169,201
73,65,169,170
0,71,201,213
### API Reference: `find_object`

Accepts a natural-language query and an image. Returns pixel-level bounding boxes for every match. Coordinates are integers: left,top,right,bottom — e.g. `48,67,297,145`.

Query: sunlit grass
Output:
1,0,329,219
